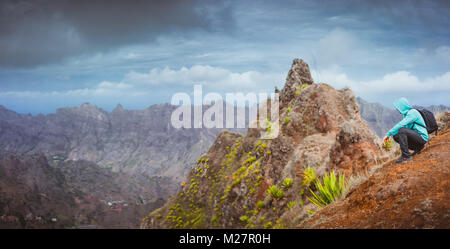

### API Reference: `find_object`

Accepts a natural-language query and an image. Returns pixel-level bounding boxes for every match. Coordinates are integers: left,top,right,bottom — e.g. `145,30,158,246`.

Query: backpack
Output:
413,108,438,135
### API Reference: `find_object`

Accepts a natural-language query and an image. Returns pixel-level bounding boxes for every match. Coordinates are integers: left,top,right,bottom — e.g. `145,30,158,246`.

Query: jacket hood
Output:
393,97,411,115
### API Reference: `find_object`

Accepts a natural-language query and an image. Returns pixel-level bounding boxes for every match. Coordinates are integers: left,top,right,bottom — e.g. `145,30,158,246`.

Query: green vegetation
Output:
255,141,268,153
302,166,316,187
256,200,265,209
284,117,291,124
295,83,309,96
287,201,297,209
286,106,293,114
239,215,250,223
264,222,273,229
267,185,284,199
281,178,293,188
307,171,349,208
382,137,393,151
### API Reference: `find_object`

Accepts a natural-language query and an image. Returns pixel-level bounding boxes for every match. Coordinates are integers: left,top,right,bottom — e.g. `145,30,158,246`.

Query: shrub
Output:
264,222,273,229
284,117,291,124
239,215,250,223
287,201,297,209
281,178,293,188
302,166,316,187
286,106,293,114
307,171,349,208
267,185,284,199
382,137,393,151
256,201,265,209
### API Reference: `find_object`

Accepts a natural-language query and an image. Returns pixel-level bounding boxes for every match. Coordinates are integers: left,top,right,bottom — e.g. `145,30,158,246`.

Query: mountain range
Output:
0,61,448,228
0,102,246,228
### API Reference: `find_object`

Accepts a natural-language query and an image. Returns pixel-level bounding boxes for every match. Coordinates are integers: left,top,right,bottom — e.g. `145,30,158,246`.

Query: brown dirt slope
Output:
300,116,450,229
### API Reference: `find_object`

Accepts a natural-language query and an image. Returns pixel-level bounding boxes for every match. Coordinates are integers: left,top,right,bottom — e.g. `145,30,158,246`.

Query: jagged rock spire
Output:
280,59,314,103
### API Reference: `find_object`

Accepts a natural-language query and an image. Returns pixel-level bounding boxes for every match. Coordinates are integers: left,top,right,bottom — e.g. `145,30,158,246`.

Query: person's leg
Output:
403,128,426,156
393,128,426,162
402,128,427,152
393,128,413,158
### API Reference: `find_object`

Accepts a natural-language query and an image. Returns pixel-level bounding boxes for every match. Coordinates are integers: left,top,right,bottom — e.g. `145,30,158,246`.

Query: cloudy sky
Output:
0,0,449,114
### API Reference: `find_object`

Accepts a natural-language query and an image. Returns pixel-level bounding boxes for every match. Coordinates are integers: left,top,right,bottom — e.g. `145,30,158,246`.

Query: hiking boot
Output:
395,156,412,164
412,144,425,156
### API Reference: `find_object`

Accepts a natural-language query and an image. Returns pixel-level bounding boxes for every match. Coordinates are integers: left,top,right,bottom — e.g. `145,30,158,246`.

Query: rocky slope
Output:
0,153,166,228
141,59,388,229
299,111,450,228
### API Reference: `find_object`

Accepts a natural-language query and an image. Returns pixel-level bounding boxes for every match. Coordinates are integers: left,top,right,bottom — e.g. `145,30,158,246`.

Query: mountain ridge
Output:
141,59,388,229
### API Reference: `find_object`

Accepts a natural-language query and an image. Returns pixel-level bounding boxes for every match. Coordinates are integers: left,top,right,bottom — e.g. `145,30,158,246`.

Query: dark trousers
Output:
393,127,426,158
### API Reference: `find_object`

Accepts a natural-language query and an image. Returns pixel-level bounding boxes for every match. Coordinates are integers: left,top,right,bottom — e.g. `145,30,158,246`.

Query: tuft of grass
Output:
307,171,349,208
256,200,265,209
267,185,284,199
239,215,250,223
264,222,273,229
284,117,291,124
281,178,293,188
302,166,317,187
287,201,297,209
286,106,293,114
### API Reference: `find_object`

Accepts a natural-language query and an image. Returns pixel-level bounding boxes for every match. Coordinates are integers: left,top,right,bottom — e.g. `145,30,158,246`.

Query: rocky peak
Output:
0,105,23,120
142,58,386,229
112,103,125,114
280,59,314,104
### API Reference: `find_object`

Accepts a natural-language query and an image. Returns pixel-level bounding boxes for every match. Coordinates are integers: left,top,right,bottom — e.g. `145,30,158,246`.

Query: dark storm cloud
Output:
0,0,234,68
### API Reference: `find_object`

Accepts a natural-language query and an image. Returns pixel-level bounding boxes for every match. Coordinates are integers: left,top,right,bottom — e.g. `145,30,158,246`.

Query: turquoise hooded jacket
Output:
386,97,428,142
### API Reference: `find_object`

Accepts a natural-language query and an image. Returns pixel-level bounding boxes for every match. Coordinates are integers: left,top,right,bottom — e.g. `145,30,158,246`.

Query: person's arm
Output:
386,111,416,137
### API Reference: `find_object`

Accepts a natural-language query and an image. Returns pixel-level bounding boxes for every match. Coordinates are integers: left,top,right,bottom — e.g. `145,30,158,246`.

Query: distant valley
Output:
0,97,447,228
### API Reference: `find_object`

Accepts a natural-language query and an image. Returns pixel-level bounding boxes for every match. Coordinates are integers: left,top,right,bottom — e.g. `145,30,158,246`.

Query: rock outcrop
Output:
141,59,386,229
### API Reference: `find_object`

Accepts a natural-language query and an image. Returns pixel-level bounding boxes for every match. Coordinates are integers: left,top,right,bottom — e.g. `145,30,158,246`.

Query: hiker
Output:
383,97,428,163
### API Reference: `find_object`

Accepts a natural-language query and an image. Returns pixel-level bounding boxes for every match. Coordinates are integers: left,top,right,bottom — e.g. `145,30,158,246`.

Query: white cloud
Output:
311,68,450,105
435,46,450,63
314,28,362,67
0,65,284,99
0,81,137,98
124,65,283,90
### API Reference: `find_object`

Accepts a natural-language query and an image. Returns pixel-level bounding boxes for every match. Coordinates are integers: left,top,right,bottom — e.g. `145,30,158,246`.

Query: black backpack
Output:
413,108,438,135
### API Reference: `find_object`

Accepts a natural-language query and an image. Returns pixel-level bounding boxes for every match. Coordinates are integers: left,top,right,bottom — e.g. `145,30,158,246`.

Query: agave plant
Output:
307,171,348,208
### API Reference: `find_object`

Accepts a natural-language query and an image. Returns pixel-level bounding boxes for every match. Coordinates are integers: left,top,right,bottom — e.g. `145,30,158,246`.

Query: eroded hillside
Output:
141,59,390,229
299,112,450,228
